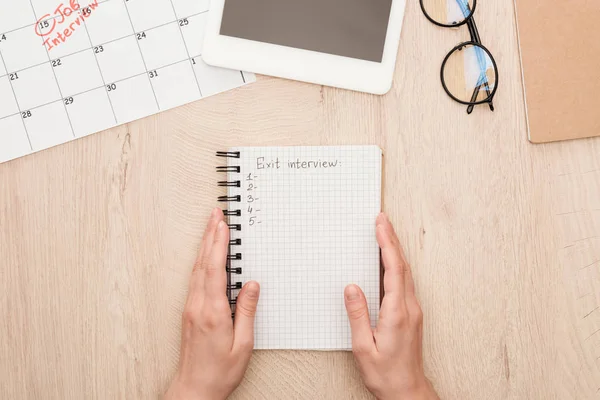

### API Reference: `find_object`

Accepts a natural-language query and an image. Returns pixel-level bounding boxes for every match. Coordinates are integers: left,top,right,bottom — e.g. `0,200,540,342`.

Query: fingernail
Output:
246,281,259,299
345,285,359,301
217,220,226,231
383,213,390,223
211,207,219,218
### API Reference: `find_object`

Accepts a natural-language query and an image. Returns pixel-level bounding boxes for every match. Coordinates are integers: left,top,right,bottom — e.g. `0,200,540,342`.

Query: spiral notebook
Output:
217,146,382,350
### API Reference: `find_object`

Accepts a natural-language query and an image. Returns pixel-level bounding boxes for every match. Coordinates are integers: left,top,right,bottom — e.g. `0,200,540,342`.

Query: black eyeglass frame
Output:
419,0,499,114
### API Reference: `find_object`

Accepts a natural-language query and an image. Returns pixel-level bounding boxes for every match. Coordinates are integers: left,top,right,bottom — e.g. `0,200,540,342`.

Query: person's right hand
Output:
344,213,439,400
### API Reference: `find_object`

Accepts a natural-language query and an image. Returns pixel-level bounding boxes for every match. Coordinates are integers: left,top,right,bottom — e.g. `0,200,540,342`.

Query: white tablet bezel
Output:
203,0,407,95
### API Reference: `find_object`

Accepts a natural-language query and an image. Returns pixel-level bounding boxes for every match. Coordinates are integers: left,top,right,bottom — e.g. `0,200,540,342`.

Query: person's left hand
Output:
165,208,260,400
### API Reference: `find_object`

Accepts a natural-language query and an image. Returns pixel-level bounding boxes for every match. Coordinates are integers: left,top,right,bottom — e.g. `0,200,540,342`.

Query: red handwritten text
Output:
35,0,99,51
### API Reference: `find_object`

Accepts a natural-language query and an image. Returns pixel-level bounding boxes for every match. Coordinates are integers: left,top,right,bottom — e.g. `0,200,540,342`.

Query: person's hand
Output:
165,208,260,400
344,213,439,400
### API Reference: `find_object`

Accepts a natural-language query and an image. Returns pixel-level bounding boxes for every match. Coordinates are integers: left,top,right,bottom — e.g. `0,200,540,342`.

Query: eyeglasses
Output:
419,0,498,114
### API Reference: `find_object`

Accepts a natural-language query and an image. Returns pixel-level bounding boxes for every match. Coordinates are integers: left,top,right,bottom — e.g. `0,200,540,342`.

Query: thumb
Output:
233,281,260,354
344,284,375,354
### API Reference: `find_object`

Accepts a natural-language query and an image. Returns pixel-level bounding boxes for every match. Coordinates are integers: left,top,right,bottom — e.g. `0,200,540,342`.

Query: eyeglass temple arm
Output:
466,12,481,44
465,15,494,113
466,82,495,114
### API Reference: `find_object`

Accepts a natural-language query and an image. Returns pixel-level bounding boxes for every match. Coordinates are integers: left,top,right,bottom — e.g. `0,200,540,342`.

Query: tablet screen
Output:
220,0,393,63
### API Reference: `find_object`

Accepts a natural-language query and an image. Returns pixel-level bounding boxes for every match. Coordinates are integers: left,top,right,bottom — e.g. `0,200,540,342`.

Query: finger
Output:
344,284,376,354
193,208,221,273
403,261,424,325
233,281,260,355
188,208,221,296
376,214,407,300
376,214,409,328
205,219,230,303
198,208,223,269
380,215,421,319
404,260,416,299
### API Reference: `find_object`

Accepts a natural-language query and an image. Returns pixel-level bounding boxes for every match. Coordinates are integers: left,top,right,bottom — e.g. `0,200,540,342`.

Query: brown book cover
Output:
514,0,600,143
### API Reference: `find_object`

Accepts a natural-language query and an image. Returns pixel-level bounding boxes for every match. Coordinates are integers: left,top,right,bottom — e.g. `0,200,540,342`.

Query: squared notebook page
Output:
227,146,382,350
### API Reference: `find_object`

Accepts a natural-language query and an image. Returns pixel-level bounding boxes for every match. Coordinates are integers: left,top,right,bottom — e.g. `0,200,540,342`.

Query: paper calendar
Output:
0,0,255,164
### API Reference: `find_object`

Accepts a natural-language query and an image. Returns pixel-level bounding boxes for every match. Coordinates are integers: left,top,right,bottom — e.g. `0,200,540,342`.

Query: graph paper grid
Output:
227,146,381,350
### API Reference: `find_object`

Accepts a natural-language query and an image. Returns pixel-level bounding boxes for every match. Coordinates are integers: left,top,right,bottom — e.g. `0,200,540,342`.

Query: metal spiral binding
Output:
218,181,241,187
224,210,241,217
216,151,240,158
228,282,243,290
216,166,240,173
218,195,241,202
217,151,243,319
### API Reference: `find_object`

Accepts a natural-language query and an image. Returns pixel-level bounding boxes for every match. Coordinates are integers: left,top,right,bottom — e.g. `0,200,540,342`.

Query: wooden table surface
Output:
1,0,599,399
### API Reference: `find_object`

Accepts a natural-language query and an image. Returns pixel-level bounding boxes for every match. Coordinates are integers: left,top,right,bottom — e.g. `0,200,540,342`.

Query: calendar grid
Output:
0,0,254,163
0,9,210,82
27,0,76,138
167,0,203,96
0,54,208,124
78,1,119,124
78,0,118,124
0,49,33,150
121,0,161,110
0,0,110,38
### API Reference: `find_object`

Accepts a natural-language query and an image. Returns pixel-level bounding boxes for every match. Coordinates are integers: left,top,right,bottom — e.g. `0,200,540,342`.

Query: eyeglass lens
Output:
421,0,475,26
442,44,496,104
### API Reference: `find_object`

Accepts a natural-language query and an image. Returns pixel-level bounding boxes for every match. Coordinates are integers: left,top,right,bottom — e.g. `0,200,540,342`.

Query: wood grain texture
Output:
1,0,599,398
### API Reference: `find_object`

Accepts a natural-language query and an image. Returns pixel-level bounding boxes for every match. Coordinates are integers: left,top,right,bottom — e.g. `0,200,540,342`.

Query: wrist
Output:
164,380,198,400
164,383,190,400
378,377,439,400
398,378,439,400
165,379,224,400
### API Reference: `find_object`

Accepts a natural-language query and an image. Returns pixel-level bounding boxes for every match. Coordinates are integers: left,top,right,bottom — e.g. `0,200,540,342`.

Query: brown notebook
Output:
514,0,600,143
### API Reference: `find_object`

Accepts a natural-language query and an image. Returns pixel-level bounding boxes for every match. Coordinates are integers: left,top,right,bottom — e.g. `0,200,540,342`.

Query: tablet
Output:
202,0,407,94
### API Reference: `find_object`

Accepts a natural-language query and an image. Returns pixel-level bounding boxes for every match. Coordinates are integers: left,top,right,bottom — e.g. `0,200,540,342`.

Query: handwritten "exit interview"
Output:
256,157,341,170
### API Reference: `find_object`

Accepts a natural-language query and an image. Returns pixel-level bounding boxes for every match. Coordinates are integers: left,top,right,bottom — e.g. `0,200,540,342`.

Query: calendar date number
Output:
36,0,100,52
